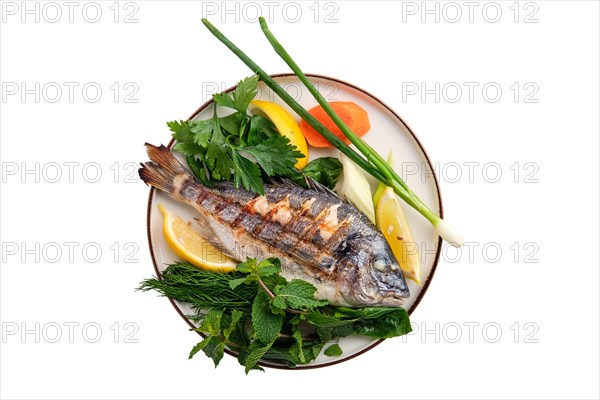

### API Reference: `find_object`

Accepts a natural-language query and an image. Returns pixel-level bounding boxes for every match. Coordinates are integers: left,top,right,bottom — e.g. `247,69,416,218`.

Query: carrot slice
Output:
299,102,371,148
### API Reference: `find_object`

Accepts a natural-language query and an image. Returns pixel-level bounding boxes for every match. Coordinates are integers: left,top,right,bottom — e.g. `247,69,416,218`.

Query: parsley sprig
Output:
168,76,304,194
138,260,412,373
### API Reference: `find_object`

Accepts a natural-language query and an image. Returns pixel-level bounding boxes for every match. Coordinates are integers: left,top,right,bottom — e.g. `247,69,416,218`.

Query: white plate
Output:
145,74,443,369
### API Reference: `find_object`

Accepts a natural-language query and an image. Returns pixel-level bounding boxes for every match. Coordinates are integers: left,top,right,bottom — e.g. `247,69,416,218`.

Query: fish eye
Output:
372,257,389,272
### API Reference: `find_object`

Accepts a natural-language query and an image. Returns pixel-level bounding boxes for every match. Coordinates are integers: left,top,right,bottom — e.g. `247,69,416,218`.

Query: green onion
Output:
201,18,384,182
201,18,463,247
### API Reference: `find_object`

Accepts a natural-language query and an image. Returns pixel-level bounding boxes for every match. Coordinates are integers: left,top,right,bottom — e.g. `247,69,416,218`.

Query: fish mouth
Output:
370,267,410,299
376,290,410,307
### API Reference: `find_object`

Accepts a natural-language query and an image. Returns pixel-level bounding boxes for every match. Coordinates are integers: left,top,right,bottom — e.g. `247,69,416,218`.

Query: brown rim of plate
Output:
145,73,444,370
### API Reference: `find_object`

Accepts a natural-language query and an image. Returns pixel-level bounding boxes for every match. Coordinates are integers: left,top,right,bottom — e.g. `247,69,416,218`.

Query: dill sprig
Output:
137,262,256,310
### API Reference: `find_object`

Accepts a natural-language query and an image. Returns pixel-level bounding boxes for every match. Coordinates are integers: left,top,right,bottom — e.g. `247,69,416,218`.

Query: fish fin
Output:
277,177,302,187
138,143,194,193
212,181,235,190
279,176,343,200
305,177,345,200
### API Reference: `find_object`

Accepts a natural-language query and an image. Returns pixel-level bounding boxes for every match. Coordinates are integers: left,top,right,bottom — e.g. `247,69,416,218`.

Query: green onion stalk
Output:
201,18,463,247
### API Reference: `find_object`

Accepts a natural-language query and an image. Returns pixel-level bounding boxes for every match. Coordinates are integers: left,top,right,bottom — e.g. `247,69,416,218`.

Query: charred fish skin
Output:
139,144,410,307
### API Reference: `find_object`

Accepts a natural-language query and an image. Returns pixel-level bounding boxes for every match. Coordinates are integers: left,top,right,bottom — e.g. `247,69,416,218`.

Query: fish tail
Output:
138,143,196,195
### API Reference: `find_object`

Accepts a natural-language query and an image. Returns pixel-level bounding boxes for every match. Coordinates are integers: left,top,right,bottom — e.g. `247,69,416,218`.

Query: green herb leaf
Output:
270,295,287,314
305,312,355,328
257,258,281,277
242,134,304,177
306,312,356,341
236,258,257,273
289,328,305,364
334,307,413,338
229,277,251,290
301,157,343,189
218,112,247,136
324,343,343,357
173,142,204,156
247,114,278,145
213,75,258,114
212,93,236,111
261,273,288,289
189,120,214,147
167,120,193,142
185,155,212,186
137,262,256,310
200,308,223,334
168,79,301,195
251,290,283,344
201,335,226,367
223,309,244,341
189,336,212,359
230,258,275,289
231,150,264,194
205,119,234,180
273,279,328,310
244,340,272,374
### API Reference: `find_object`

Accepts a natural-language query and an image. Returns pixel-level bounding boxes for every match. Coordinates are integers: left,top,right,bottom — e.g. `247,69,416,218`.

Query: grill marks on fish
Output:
203,187,352,277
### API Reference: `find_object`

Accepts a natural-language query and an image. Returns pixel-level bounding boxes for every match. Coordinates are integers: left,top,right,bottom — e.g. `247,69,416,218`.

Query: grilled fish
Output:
139,144,409,307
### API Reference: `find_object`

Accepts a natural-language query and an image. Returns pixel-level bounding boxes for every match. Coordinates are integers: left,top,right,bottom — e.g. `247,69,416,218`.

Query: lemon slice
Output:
250,100,309,169
375,187,422,286
159,204,237,272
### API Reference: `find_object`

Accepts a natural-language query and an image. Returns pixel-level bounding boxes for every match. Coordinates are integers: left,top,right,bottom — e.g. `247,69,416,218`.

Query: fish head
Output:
337,234,410,307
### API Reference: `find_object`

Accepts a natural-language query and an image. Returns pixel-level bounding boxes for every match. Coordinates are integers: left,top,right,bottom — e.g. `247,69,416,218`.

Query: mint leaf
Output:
324,343,343,357
306,312,355,342
252,290,283,344
231,150,264,194
334,307,412,338
257,258,281,277
235,258,280,280
201,335,225,367
236,258,257,273
244,340,272,374
274,280,328,310
290,328,305,364
306,312,355,328
235,258,256,273
213,75,258,114
223,309,243,341
189,335,212,359
242,134,304,177
229,277,252,290
270,295,287,314
261,273,288,288
200,308,223,334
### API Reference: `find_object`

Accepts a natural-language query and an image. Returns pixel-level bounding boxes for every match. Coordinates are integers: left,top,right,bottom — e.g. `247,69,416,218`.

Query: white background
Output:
1,1,599,399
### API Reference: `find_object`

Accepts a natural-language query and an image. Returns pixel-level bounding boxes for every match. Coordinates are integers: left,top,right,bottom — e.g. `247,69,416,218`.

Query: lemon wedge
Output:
250,100,309,169
375,187,422,286
159,204,237,272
